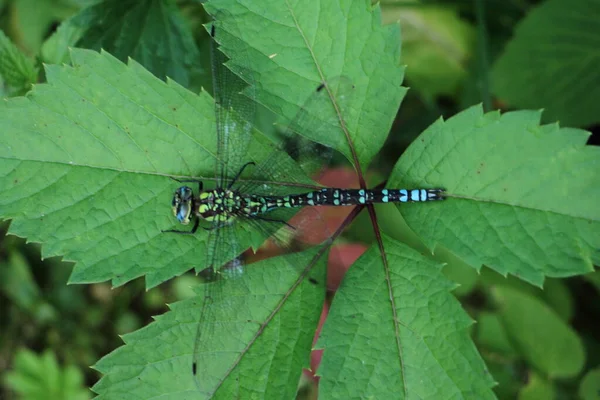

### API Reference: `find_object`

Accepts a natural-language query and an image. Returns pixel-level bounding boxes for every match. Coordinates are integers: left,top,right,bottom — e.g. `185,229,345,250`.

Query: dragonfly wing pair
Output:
190,15,339,398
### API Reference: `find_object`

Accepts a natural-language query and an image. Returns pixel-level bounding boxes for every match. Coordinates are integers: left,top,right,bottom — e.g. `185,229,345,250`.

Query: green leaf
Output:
491,0,600,127
441,258,479,297
482,357,521,400
42,0,202,87
390,105,600,286
10,0,80,54
518,372,555,400
493,286,585,378
0,48,218,288
0,0,416,289
475,311,518,358
0,2,403,392
92,248,326,399
540,278,573,321
0,250,42,312
479,269,575,324
382,3,475,98
0,30,38,94
376,203,480,297
205,0,406,169
3,348,89,400
579,367,600,400
316,237,495,398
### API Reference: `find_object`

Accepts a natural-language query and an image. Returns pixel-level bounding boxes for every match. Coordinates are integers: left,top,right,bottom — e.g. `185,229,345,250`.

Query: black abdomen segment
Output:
254,188,444,213
299,188,445,205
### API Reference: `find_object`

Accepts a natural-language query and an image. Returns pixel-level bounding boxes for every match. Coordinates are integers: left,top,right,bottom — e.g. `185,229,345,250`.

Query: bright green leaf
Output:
0,30,38,94
0,48,217,288
391,105,600,286
375,203,480,297
493,286,585,378
492,0,600,127
316,237,495,399
92,248,326,399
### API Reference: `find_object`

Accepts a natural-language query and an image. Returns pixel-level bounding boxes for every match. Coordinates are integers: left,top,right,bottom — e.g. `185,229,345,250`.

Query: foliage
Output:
3,348,89,400
1,0,599,399
0,30,38,96
492,0,600,127
41,0,203,87
382,2,475,100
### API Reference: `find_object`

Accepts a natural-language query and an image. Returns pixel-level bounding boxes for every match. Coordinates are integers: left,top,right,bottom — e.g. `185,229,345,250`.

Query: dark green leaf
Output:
391,106,600,286
492,0,600,127
317,237,495,398
42,0,202,87
579,368,600,400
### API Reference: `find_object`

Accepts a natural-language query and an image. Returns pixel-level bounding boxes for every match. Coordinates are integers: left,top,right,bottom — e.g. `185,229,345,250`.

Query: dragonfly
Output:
164,14,445,399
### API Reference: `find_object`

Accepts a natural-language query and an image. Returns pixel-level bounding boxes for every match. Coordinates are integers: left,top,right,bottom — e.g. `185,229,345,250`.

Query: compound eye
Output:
172,186,193,224
176,201,192,224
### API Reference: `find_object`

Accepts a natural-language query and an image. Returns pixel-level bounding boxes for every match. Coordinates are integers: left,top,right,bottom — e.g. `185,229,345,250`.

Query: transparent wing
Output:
235,76,356,198
192,221,246,397
223,76,356,253
193,11,350,397
283,76,355,158
191,14,257,396
192,208,331,398
210,14,256,189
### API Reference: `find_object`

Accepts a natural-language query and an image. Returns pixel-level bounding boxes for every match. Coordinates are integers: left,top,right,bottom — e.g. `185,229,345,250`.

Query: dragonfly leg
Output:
227,161,256,190
162,218,200,234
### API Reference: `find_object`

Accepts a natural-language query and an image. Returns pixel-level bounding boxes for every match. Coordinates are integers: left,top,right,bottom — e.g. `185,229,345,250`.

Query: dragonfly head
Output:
172,186,194,225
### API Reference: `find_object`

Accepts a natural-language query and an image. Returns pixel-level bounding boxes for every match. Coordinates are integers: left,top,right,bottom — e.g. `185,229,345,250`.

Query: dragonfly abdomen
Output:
248,187,444,214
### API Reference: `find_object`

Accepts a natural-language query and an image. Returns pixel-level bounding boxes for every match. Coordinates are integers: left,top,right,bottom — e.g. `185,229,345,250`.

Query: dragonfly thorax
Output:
196,188,241,223
172,186,242,226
